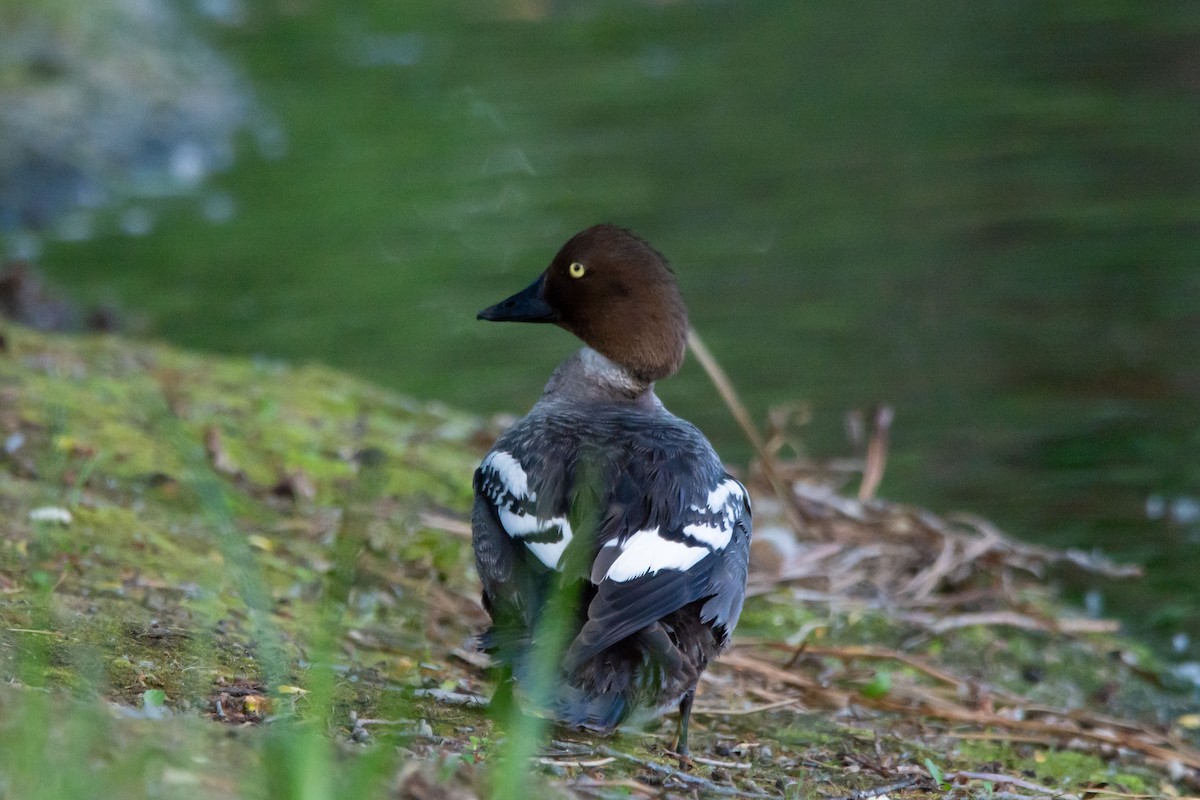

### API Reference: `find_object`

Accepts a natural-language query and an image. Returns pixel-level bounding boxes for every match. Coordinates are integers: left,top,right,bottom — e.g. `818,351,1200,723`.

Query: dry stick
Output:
1047,707,1200,751
746,641,984,693
417,510,472,538
692,697,800,717
949,771,1079,799
947,513,1142,580
594,745,778,799
822,777,922,800
690,755,753,770
411,688,488,707
687,328,807,534
857,405,893,502
569,777,658,797
894,609,1121,636
759,640,1058,711
538,757,617,768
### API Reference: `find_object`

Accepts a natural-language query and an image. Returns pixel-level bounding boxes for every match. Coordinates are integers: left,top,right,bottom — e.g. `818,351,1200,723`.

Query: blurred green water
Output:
33,1,1200,656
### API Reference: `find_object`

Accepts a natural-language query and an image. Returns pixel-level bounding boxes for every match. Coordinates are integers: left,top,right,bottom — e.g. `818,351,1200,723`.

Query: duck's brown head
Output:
478,224,689,383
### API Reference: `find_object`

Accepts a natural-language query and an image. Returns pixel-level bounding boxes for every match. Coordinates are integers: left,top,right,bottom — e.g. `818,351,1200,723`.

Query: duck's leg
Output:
673,688,695,756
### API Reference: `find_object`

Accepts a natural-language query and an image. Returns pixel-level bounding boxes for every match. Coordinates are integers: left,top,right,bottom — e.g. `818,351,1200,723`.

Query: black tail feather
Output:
556,686,628,731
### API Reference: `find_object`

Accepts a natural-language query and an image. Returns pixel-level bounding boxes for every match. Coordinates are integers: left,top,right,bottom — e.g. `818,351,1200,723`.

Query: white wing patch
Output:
483,450,747,580
482,450,530,499
602,476,747,584
706,479,741,512
497,507,548,537
525,533,573,571
694,478,747,522
481,450,573,570
681,522,731,549
603,527,710,583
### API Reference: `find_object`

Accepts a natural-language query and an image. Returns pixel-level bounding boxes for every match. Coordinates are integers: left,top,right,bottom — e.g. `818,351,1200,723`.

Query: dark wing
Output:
476,449,575,571
564,469,752,671
472,461,561,656
698,508,751,640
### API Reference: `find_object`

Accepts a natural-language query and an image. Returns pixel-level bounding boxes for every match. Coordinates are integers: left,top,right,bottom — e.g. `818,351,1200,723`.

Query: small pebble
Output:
4,432,24,454
740,778,765,794
758,745,774,764
29,506,72,525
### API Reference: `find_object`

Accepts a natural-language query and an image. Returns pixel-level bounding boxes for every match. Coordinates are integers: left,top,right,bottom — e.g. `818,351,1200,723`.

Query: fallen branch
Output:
412,688,488,708
538,756,616,768
417,510,472,539
567,777,656,797
690,755,753,770
583,743,772,800
949,770,1078,799
693,697,800,717
894,609,1121,636
821,777,921,800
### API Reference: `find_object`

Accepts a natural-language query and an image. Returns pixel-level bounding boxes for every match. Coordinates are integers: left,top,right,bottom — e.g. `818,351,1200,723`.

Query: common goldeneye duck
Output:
472,224,752,754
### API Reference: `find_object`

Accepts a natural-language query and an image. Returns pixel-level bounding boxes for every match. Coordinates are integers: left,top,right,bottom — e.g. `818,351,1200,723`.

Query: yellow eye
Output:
568,262,586,278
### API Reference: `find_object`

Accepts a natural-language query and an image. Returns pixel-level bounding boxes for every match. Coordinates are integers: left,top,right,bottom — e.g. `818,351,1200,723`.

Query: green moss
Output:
0,328,478,702
774,715,865,749
956,740,1151,794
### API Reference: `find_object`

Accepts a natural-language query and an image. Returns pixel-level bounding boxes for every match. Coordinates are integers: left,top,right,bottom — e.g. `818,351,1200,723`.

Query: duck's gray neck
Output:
541,348,662,408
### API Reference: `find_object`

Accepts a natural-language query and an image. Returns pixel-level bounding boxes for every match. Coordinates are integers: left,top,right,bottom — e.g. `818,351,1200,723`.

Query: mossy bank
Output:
0,324,1195,800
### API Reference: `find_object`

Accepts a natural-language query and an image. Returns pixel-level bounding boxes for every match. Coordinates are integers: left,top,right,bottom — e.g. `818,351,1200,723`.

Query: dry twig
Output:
688,328,808,535
822,777,922,800
948,770,1078,799
552,740,778,799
